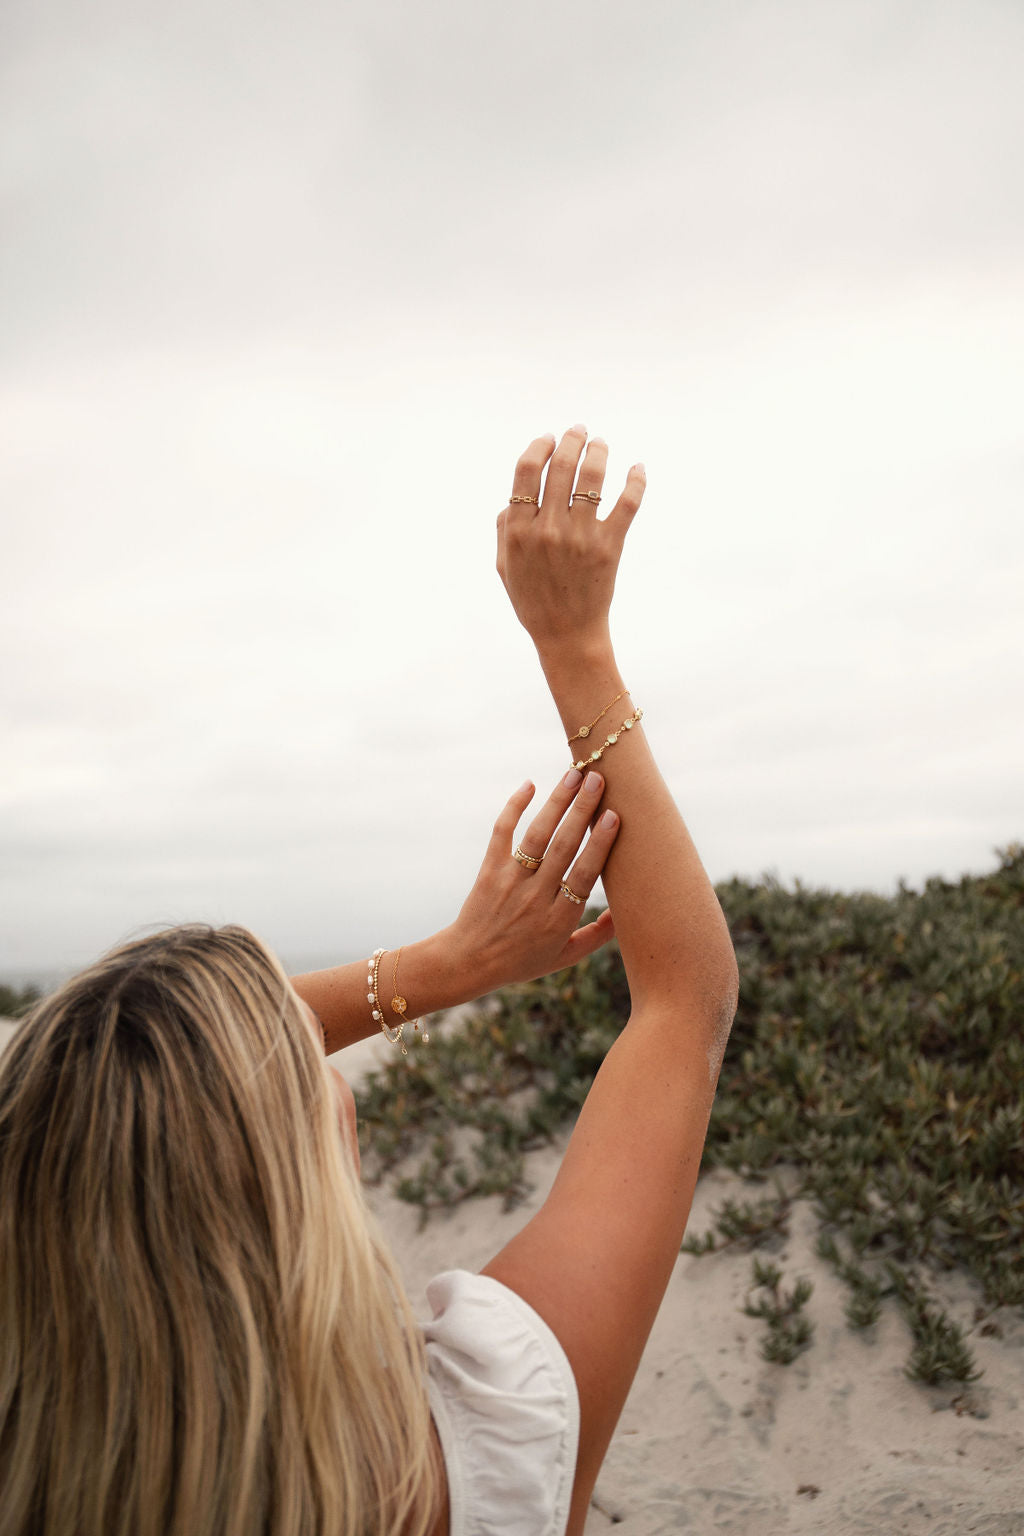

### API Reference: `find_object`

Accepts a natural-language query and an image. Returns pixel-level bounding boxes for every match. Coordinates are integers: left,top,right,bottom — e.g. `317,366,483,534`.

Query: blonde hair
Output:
0,925,441,1536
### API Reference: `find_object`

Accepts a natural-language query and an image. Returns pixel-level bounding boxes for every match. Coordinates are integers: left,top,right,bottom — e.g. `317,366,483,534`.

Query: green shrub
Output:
356,846,1024,1384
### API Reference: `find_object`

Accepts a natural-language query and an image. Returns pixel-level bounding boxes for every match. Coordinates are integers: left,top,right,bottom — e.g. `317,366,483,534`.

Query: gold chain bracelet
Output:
567,688,630,745
368,948,407,1055
391,946,429,1045
571,706,644,773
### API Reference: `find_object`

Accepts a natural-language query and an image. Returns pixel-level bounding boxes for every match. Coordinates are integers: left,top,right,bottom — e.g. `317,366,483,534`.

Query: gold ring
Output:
570,490,602,504
509,494,539,505
559,882,584,905
513,844,543,870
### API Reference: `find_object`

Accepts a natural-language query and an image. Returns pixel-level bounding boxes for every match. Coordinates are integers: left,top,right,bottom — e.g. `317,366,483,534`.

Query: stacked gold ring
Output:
559,882,584,905
512,844,543,871
570,490,602,504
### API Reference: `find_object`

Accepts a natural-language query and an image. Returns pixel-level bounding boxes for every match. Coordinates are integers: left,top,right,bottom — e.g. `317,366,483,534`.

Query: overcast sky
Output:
2,0,1022,978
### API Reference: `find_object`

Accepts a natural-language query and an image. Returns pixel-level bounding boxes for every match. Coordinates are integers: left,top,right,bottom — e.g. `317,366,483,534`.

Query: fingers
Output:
541,424,589,513
506,433,556,526
488,780,536,858
561,808,620,905
505,429,641,535
542,769,609,878
571,436,609,513
514,767,584,862
604,461,647,541
560,908,616,964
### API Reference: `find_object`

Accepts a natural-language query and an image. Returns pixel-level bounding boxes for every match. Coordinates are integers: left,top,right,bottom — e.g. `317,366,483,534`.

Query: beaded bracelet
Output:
368,948,407,1055
570,706,644,773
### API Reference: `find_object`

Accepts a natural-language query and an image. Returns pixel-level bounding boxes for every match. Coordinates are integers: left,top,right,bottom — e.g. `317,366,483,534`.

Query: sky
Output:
2,0,1022,979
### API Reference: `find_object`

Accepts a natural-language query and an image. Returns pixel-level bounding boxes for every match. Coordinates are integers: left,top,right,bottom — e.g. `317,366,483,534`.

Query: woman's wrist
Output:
534,628,616,678
291,928,486,1055
535,639,627,747
372,926,497,1025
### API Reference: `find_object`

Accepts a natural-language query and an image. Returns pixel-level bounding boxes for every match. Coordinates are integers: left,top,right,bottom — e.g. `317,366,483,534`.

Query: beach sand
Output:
337,1034,1024,1536
372,1141,1024,1534
3,1016,1021,1532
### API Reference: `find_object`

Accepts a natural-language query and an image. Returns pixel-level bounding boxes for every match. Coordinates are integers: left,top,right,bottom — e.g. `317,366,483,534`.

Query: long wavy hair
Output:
0,924,441,1536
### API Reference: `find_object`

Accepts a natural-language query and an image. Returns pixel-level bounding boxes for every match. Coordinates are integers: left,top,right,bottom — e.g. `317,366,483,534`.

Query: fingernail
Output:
600,809,618,830
584,771,603,793
519,779,534,795
562,768,582,789
571,422,587,436
632,462,646,474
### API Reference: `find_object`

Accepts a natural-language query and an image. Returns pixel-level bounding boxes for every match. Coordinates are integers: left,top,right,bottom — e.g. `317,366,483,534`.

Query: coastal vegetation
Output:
356,843,1024,1385
0,984,40,1019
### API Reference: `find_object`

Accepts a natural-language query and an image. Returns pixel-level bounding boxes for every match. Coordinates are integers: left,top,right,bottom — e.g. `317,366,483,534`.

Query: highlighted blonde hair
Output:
0,925,441,1536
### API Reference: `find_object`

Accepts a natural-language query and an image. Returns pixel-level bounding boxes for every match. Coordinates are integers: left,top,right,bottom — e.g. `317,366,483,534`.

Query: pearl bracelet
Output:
368,948,407,1056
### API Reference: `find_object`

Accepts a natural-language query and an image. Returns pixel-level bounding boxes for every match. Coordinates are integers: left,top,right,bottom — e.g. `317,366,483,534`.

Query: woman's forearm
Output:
291,928,472,1054
534,636,738,1019
496,428,736,1022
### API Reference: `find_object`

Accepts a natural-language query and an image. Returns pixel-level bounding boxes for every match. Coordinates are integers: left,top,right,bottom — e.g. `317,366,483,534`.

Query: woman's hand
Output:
291,768,619,1051
496,427,645,656
445,769,620,997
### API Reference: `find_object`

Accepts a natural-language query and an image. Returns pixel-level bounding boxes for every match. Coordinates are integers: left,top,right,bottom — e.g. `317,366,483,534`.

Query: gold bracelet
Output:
567,688,630,745
391,946,429,1045
571,706,644,773
368,948,407,1055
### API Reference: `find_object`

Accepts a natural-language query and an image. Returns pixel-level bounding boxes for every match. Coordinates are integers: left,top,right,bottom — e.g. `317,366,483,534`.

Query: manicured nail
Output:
584,771,603,793
632,462,646,475
519,779,534,795
600,809,618,830
571,422,587,436
562,768,582,789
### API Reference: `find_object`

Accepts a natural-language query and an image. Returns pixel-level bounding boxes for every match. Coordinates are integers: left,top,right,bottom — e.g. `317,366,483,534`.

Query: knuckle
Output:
516,446,545,473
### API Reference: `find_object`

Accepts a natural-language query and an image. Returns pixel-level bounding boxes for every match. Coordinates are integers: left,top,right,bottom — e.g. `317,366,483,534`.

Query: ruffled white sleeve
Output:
422,1269,580,1536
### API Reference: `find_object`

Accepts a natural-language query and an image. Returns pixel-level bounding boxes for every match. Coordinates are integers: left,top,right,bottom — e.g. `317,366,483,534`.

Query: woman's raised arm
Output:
483,427,739,1533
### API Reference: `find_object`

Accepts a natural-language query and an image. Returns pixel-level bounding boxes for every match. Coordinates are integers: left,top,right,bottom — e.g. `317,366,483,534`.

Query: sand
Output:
3,1016,1021,1533
337,1033,1024,1536
373,1145,1024,1533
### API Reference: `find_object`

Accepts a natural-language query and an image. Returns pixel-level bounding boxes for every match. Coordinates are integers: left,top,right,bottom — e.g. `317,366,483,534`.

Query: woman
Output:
0,428,739,1536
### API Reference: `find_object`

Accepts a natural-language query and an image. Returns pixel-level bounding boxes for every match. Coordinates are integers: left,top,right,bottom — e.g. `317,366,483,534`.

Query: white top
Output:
422,1270,580,1536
